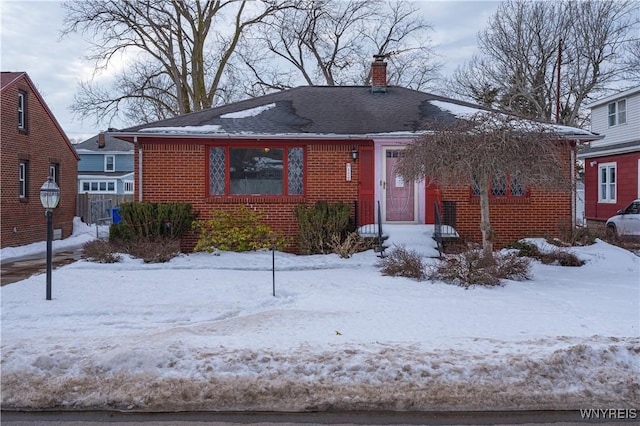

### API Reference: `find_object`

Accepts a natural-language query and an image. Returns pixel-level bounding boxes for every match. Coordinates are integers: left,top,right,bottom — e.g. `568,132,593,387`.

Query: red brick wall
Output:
583,152,640,221
440,186,572,249
1,76,78,248
135,140,362,253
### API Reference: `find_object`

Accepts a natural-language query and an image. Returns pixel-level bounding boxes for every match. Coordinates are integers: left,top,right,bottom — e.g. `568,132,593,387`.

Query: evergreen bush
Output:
295,201,352,254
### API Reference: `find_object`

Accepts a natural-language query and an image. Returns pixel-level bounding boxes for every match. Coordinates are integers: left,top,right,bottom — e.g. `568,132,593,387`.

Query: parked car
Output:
606,199,640,237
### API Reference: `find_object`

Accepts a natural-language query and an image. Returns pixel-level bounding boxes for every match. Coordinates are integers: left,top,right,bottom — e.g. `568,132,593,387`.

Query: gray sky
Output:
1,0,500,141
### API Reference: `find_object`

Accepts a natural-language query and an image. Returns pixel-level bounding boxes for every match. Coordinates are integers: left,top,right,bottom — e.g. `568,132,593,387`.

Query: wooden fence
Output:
77,193,134,225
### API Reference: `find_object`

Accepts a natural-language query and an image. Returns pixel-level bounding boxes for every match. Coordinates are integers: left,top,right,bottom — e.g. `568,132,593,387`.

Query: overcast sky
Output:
1,0,500,142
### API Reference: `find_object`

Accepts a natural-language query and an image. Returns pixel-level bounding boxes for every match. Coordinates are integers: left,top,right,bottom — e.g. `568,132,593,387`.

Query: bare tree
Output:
241,0,441,93
448,0,639,126
396,112,572,262
62,0,292,126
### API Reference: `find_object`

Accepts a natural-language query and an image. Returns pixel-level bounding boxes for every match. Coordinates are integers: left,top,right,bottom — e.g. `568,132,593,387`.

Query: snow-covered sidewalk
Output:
1,223,638,411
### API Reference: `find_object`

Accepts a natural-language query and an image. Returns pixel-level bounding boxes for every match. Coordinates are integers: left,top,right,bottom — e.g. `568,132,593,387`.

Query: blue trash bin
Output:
112,206,122,224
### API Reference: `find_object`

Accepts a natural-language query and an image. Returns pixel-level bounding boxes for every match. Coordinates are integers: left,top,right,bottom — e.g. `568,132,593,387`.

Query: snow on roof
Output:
220,103,276,119
139,124,223,134
432,100,596,138
430,100,485,116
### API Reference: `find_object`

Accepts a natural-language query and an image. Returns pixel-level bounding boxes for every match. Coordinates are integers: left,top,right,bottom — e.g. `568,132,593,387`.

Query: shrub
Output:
331,232,374,258
377,245,426,280
295,201,352,254
115,202,197,241
82,239,122,263
557,225,598,247
540,250,585,267
192,205,288,252
509,240,584,267
428,249,531,287
508,241,542,259
126,237,181,263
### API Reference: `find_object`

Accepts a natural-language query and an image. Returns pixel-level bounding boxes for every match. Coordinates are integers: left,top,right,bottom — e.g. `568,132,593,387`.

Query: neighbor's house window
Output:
209,146,304,196
18,91,27,131
104,155,115,172
49,163,60,184
80,180,116,193
19,161,28,198
598,162,616,203
472,174,527,198
123,180,134,194
608,99,626,126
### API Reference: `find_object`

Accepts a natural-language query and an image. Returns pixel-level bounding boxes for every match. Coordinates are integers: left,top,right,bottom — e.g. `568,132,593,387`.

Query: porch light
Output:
351,147,358,162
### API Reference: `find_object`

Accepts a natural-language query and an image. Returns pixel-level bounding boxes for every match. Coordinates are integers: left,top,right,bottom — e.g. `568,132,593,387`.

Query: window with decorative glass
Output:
472,174,527,198
209,146,304,196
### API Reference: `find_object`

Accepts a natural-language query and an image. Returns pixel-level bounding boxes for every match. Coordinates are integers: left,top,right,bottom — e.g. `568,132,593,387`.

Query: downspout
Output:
135,136,143,202
571,144,576,229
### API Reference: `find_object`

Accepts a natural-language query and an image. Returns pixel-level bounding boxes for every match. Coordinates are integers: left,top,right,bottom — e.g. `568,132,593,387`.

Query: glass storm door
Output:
384,148,416,222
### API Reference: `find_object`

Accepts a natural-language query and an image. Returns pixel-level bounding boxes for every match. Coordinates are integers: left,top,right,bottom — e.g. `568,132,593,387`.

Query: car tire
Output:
606,224,617,238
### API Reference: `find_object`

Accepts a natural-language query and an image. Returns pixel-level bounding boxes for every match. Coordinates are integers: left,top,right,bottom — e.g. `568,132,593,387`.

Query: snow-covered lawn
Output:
1,220,638,411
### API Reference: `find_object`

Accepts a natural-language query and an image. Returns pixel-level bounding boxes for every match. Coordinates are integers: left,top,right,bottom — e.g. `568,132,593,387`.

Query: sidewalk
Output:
0,246,84,286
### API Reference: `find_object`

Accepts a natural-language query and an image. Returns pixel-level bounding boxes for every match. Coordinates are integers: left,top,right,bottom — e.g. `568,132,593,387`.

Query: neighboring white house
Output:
578,86,640,224
75,133,134,195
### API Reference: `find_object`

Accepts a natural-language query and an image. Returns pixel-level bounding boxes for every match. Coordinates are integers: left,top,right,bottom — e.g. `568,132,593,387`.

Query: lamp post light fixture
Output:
40,177,60,300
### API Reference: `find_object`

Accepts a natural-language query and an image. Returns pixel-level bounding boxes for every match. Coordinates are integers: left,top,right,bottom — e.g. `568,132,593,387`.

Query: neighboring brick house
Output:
578,86,640,225
110,58,600,252
75,133,134,196
1,72,79,248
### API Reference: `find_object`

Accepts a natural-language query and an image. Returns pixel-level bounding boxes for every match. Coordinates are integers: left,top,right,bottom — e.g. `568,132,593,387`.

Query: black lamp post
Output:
40,177,60,300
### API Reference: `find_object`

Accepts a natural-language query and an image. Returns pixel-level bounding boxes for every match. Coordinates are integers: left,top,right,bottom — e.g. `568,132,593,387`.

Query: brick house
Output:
578,86,640,225
110,58,600,252
1,72,79,248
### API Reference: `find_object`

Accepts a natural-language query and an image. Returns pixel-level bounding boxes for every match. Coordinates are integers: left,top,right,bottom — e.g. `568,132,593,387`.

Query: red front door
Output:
358,146,375,224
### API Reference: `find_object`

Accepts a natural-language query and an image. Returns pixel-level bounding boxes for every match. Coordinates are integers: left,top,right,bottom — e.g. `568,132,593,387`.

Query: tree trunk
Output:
478,182,495,264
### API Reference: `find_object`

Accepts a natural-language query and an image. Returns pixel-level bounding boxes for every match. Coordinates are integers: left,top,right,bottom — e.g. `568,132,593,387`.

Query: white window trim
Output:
19,162,26,198
17,92,25,129
104,155,115,172
598,162,616,203
607,99,627,127
123,180,134,194
79,179,118,194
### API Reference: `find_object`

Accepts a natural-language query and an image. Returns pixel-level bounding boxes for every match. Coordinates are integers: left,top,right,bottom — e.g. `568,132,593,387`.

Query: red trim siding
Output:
583,152,640,221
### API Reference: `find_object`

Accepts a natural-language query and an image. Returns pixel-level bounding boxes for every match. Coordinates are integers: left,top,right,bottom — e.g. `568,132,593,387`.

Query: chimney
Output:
98,132,105,149
371,54,387,93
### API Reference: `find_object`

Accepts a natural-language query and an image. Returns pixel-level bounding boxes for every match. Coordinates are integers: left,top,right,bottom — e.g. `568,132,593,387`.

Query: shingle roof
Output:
74,134,134,152
113,85,599,141
0,72,25,91
119,86,486,136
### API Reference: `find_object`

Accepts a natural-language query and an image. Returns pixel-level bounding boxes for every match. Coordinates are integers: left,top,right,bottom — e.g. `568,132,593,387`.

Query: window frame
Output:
104,155,115,172
19,161,28,198
17,91,27,131
208,144,306,197
123,180,134,194
471,174,529,199
79,179,117,194
607,99,627,127
49,163,60,184
598,162,616,203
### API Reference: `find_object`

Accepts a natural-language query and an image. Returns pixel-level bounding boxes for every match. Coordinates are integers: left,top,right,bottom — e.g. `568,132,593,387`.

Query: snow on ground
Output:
1,222,638,411
0,218,107,262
